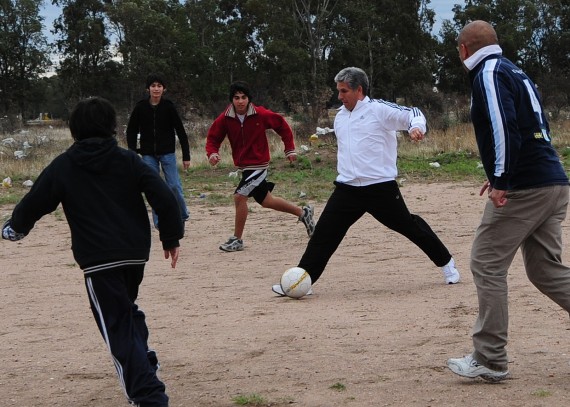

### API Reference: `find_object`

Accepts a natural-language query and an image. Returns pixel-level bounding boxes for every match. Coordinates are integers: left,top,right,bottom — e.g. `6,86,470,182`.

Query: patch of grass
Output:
0,191,22,205
559,146,570,170
231,393,267,406
397,151,486,183
295,154,314,170
53,208,65,221
531,389,552,397
330,382,346,391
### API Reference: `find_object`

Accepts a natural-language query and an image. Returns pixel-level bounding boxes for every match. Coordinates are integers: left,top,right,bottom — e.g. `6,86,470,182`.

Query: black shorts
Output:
235,169,275,204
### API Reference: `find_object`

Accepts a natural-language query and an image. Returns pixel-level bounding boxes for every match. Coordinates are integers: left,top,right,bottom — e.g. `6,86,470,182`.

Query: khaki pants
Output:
471,184,570,371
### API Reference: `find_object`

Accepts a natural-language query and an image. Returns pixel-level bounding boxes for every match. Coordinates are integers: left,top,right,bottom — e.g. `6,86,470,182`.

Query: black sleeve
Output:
11,161,63,235
135,155,184,247
126,105,141,152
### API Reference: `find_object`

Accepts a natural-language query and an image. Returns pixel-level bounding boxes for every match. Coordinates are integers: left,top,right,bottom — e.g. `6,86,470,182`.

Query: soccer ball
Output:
280,267,312,299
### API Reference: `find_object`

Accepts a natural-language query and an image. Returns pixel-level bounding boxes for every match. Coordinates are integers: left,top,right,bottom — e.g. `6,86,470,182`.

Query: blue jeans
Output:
142,154,189,228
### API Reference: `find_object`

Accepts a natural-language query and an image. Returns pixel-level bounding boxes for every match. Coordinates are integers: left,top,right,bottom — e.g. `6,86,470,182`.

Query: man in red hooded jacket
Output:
206,81,315,252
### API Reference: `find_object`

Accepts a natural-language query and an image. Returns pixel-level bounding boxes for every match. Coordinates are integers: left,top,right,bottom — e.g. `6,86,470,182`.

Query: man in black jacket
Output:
126,73,191,229
2,97,183,407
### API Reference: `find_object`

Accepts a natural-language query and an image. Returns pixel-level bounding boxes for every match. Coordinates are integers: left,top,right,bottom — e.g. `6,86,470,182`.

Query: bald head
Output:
458,20,498,54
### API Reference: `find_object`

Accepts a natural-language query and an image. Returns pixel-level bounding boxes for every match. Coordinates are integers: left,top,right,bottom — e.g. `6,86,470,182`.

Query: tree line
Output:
1,0,568,133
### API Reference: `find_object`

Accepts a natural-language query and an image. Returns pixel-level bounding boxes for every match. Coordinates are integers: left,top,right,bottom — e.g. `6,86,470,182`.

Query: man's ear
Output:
459,43,470,60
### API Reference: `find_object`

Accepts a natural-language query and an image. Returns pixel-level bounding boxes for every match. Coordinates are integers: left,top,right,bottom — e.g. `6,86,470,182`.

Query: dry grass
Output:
2,118,570,205
1,127,71,182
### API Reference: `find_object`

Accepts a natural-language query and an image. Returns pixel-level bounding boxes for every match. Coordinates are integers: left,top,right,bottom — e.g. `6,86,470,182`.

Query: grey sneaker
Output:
219,236,244,252
272,284,313,297
298,205,315,237
442,257,460,284
447,354,509,382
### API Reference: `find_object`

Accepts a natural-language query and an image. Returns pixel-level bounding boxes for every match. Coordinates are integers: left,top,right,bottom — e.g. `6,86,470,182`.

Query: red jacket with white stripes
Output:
206,103,296,170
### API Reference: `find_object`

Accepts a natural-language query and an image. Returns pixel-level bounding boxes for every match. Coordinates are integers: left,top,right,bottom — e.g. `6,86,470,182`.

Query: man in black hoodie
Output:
2,97,183,407
126,73,191,229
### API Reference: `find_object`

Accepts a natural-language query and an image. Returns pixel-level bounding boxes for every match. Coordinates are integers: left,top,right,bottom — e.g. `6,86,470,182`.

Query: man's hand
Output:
183,160,191,170
208,153,221,166
480,180,508,208
409,127,424,142
164,247,180,268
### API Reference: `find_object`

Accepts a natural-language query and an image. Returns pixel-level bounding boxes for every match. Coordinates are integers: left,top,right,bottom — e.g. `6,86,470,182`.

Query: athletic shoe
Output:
298,205,315,237
272,284,313,297
447,354,509,382
442,257,460,284
219,236,244,252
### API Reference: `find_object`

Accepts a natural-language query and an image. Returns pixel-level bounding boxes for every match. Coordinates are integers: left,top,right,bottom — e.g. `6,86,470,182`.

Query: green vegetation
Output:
2,121,570,209
329,382,346,391
397,151,486,183
231,393,267,406
531,389,552,397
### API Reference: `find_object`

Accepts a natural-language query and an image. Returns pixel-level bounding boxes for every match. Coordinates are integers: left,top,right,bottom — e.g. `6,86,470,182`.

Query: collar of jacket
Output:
224,103,257,118
339,96,371,113
464,44,502,71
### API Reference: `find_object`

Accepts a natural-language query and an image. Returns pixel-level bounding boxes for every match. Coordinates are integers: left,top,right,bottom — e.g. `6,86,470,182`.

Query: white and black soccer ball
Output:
280,267,312,299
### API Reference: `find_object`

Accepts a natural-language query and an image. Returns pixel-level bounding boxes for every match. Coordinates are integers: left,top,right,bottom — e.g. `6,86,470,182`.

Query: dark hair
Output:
69,97,117,141
229,81,252,101
146,73,166,89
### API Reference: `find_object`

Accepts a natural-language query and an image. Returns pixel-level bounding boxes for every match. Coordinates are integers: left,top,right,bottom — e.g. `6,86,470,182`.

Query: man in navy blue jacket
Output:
3,97,183,406
447,20,570,382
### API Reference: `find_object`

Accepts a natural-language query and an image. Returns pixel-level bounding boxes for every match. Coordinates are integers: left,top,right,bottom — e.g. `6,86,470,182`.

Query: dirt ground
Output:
2,181,570,407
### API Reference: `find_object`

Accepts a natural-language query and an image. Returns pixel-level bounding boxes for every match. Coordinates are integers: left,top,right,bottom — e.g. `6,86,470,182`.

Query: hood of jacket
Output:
65,137,118,174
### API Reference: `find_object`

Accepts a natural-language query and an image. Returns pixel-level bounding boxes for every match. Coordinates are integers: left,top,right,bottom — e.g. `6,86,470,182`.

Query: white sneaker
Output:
272,284,313,297
219,236,244,252
442,257,460,284
447,354,509,382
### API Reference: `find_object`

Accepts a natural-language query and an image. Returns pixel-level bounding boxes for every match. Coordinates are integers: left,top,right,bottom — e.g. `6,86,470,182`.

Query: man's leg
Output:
298,185,363,284
85,266,168,407
233,193,248,239
470,188,550,372
141,155,161,228
261,192,302,217
160,153,189,221
366,181,451,266
522,185,570,312
469,201,518,372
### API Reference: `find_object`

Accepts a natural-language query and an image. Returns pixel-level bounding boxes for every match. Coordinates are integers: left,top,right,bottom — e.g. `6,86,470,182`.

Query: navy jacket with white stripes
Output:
469,53,568,190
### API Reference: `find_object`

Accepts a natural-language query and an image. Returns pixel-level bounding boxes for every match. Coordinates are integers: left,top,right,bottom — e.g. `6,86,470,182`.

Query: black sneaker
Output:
298,205,315,237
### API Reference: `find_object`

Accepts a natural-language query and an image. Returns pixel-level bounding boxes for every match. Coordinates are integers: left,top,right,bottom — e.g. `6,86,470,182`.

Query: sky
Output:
430,0,459,34
39,0,463,41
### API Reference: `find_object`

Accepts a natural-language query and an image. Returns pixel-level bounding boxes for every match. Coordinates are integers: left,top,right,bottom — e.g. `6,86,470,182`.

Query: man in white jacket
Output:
272,67,460,297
